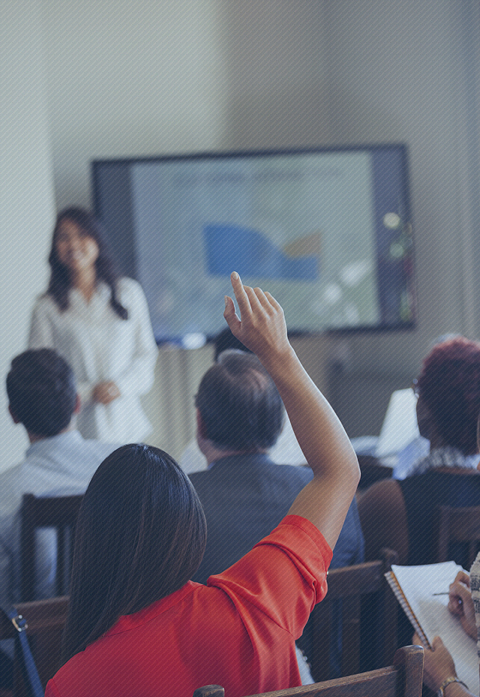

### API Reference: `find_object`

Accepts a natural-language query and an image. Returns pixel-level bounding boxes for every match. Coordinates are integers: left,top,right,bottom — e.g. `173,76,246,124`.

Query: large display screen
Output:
92,145,414,342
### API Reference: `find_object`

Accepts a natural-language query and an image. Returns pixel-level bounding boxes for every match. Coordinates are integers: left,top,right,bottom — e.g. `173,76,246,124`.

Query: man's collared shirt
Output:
0,430,116,606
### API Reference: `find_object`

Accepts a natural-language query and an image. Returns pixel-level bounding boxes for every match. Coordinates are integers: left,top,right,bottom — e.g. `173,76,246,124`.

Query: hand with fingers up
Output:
222,271,360,550
223,272,291,365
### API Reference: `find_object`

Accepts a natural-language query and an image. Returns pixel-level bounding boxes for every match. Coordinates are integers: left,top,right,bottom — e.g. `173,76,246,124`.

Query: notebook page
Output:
392,562,478,695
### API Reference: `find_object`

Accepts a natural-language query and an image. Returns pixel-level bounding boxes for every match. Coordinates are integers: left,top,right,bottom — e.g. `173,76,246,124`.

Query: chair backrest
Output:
437,505,480,567
298,548,398,681
20,493,83,601
0,596,68,696
192,645,424,697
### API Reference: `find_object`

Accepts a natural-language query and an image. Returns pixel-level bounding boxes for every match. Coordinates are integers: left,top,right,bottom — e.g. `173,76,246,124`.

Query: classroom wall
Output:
320,0,480,433
42,0,228,209
2,1,479,459
0,0,56,472
40,0,480,439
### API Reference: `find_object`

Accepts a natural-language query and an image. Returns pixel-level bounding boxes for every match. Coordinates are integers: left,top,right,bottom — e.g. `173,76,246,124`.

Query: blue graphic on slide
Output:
204,224,319,281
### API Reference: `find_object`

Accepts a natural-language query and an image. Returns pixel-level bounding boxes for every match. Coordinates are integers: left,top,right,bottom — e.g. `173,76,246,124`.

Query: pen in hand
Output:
432,592,463,606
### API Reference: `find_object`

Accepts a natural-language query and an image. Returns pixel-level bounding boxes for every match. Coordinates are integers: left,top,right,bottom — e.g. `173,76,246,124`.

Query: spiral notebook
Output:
386,562,479,695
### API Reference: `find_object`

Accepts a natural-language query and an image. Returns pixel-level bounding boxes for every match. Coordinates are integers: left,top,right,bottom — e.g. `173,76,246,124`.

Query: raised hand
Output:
223,272,290,363
223,271,360,551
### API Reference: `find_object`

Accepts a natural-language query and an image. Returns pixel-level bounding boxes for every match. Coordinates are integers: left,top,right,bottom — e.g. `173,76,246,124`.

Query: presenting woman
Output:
29,207,157,443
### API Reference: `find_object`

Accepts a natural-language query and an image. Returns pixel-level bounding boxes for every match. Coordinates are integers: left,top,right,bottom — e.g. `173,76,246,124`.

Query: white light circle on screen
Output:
383,212,401,229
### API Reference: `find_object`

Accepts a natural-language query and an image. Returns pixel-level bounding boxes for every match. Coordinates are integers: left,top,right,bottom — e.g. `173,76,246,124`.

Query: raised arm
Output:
224,272,360,550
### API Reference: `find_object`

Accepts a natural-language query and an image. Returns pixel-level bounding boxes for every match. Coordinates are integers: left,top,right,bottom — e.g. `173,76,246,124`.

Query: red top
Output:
45,515,332,697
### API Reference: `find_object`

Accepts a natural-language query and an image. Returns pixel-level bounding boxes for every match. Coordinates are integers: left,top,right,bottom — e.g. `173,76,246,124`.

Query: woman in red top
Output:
46,273,360,697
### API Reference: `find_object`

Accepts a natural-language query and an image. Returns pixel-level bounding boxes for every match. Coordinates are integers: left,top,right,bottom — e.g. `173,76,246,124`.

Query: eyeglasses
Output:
411,378,420,398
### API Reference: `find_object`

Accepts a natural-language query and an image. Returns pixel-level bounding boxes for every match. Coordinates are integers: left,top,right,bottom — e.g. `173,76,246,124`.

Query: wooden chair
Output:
0,597,68,696
192,645,424,697
297,549,398,682
437,505,480,567
20,494,83,601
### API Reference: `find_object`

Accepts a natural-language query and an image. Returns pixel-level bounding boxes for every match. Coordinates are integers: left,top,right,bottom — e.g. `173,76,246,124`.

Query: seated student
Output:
45,273,360,697
179,328,306,473
359,337,480,566
190,349,364,584
0,348,118,608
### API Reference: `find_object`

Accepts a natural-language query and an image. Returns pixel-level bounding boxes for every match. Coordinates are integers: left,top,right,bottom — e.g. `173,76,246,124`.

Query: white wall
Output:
321,0,480,374
317,0,480,432
219,1,329,149
7,0,478,444
43,1,330,210
42,0,228,209
0,0,56,471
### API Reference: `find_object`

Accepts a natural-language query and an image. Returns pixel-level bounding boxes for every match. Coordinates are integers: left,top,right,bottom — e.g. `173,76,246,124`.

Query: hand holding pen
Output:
447,571,476,641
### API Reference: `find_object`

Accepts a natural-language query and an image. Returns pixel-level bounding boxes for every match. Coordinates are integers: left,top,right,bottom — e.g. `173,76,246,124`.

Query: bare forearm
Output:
224,272,360,544
444,683,475,697
260,345,359,487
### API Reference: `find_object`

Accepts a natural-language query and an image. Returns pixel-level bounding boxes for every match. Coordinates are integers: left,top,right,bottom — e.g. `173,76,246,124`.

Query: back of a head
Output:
196,349,284,452
213,327,251,361
418,337,480,454
62,444,207,663
7,349,76,437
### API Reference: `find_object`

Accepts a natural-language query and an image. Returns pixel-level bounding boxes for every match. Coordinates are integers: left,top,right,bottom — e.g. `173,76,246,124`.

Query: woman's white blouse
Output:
28,278,158,443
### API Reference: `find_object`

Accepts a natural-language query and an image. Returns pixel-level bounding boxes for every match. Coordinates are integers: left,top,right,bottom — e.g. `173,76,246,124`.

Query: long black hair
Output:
61,445,207,665
47,207,128,319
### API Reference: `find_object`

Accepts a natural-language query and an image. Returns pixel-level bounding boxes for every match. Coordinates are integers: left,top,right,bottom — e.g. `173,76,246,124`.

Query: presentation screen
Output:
92,145,414,343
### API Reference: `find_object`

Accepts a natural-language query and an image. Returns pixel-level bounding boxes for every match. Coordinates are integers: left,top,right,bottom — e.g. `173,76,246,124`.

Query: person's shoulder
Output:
79,437,120,460
188,469,213,491
0,462,28,517
363,476,401,500
116,277,143,298
268,461,313,482
252,514,333,572
188,468,208,481
358,477,404,519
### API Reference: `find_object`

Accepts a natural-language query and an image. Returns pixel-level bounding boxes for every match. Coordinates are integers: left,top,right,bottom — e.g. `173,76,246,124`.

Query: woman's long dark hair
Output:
61,445,207,664
47,207,128,319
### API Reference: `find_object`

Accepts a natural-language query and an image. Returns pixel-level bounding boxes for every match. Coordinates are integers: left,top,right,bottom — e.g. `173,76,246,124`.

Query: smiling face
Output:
55,218,99,274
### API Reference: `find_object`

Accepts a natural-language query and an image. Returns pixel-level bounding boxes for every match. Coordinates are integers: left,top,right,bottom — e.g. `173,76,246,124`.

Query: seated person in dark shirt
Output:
190,349,364,585
359,336,480,567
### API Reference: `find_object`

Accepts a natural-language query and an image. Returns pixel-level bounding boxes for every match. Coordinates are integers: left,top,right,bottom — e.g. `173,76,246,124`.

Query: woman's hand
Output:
413,634,457,692
448,571,476,640
92,381,121,405
224,272,291,365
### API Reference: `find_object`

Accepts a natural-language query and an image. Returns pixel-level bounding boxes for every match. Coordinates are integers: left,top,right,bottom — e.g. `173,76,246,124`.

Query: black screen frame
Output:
92,143,416,341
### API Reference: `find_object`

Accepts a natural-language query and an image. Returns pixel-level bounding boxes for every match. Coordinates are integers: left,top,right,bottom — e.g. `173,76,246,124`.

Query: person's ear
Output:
196,409,208,440
73,394,81,415
416,395,433,440
8,405,20,424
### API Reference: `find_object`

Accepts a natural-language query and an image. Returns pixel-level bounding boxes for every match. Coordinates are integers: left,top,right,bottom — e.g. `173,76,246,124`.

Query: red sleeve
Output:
207,515,332,639
45,679,61,697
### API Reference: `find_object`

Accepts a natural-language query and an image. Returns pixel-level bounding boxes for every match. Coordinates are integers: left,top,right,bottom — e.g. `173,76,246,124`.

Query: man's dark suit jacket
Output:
189,453,364,585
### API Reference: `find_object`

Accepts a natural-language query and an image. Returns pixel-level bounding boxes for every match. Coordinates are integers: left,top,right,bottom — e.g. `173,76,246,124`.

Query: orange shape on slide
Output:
283,231,322,259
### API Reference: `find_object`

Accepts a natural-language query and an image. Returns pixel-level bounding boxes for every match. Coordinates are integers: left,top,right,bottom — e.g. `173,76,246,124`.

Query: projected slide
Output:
129,152,383,340
204,224,320,280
